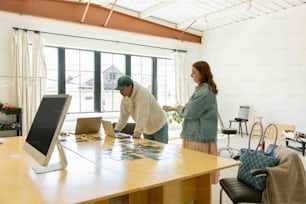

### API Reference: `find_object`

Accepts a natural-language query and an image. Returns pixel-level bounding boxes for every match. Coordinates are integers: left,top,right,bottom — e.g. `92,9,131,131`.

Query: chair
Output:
219,143,271,204
229,106,250,136
218,128,240,158
219,170,264,204
219,145,306,204
112,122,135,135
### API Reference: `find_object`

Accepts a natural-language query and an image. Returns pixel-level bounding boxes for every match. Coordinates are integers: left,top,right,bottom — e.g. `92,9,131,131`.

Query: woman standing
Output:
163,60,219,184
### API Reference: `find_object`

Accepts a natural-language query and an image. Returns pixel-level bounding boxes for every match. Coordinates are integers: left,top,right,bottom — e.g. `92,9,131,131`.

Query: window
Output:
131,56,152,91
65,49,94,113
157,58,176,105
44,47,58,94
101,53,125,112
44,46,176,113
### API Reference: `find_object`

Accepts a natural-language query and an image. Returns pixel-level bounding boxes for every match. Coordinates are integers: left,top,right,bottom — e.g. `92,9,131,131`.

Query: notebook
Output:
101,120,132,139
74,117,102,135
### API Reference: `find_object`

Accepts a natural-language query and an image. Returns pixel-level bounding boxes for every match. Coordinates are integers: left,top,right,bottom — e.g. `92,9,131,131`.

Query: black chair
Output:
219,144,274,204
219,137,280,204
229,106,250,136
219,170,264,204
218,128,240,158
112,122,135,135
219,143,306,204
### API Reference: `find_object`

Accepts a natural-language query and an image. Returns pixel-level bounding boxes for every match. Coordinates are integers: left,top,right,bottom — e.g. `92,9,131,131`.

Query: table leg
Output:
129,174,211,204
163,174,211,204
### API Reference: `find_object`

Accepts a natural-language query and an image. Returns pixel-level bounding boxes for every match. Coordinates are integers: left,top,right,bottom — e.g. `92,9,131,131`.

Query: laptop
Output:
101,120,132,139
74,117,102,135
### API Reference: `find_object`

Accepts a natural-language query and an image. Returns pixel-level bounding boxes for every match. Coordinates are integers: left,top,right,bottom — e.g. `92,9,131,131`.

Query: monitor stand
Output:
33,140,68,174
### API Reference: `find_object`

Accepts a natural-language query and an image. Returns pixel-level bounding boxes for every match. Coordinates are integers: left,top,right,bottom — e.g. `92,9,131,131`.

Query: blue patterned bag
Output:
237,123,279,191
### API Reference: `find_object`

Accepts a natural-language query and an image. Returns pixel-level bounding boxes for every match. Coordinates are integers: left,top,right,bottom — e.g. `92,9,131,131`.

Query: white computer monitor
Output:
23,94,71,174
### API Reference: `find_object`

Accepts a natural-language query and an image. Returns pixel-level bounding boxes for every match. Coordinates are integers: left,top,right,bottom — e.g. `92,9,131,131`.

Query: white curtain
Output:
174,51,191,105
11,30,47,136
31,33,47,122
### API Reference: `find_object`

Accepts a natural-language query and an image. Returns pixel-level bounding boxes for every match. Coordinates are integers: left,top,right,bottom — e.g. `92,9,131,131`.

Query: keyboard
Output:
115,132,132,139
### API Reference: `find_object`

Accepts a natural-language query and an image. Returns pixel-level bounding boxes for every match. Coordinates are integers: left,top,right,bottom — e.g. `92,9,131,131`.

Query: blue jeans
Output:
143,123,168,144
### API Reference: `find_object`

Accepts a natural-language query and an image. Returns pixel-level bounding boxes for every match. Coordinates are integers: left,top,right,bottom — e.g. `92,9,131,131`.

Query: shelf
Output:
0,108,22,115
0,107,22,136
0,128,21,131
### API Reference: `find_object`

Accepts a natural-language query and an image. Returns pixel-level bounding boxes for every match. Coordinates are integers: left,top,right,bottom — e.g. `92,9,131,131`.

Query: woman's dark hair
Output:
192,61,218,94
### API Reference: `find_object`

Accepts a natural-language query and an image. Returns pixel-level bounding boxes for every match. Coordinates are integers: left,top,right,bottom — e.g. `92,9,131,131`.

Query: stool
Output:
218,128,240,158
251,116,263,137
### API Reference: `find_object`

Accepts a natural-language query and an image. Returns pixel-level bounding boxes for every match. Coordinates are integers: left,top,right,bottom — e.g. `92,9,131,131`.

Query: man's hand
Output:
133,133,141,139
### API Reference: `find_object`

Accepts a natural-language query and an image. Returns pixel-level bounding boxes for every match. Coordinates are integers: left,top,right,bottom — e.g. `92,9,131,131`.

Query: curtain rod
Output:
12,27,187,53
0,75,47,78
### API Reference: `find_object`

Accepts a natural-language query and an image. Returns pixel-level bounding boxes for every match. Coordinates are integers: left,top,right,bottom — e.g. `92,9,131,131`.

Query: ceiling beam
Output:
177,19,196,40
177,0,266,29
104,0,118,26
81,0,91,23
0,0,201,43
139,0,178,18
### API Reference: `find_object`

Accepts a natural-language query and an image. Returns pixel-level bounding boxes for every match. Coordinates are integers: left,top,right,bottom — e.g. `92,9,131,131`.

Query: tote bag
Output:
237,122,279,191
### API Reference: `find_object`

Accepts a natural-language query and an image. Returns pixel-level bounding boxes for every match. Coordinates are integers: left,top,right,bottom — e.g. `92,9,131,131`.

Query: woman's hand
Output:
162,105,173,112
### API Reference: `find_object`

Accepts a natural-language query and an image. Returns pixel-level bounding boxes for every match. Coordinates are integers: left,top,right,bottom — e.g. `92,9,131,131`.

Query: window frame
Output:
44,45,175,113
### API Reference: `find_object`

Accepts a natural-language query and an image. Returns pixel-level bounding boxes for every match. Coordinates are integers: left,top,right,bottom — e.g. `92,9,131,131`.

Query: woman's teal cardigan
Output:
180,83,218,143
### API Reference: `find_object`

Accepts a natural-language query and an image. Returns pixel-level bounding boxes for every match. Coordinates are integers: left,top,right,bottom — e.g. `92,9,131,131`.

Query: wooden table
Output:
0,136,240,204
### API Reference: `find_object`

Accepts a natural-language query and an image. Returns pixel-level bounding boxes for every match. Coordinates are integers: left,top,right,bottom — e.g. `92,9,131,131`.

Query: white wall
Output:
202,5,306,132
0,11,201,104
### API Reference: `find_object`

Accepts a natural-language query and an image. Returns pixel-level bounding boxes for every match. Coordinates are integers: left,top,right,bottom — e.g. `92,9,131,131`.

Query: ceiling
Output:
76,0,306,36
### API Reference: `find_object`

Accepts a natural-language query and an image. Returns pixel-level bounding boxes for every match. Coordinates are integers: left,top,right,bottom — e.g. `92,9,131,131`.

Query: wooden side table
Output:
266,124,295,140
251,116,263,137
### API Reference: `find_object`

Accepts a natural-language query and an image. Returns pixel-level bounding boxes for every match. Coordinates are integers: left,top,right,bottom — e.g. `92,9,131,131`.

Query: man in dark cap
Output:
114,75,168,144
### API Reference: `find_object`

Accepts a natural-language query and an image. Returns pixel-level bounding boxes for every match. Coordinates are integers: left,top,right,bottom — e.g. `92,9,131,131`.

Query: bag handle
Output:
248,122,278,154
263,123,278,154
248,121,264,152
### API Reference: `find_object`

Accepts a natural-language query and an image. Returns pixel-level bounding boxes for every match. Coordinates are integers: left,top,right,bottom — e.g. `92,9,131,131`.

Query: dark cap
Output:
115,75,133,90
